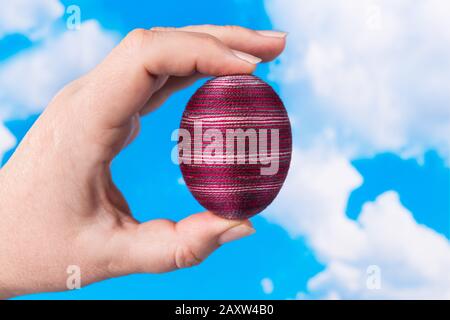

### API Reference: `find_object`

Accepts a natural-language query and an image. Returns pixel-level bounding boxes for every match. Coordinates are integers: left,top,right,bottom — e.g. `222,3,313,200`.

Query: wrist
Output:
0,169,25,299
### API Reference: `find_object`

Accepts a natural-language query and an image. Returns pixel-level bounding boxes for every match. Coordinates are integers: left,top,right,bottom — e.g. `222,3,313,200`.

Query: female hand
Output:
0,25,286,298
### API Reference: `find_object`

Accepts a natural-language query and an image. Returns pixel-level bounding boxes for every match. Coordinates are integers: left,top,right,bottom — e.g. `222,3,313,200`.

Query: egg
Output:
178,74,292,220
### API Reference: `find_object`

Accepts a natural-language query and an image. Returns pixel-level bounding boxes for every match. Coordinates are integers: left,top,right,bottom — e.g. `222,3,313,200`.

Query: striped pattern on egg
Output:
178,74,292,219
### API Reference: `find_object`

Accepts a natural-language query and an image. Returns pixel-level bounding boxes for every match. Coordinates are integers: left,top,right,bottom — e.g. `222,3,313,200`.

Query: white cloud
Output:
264,0,450,300
0,0,64,39
0,20,118,118
265,143,450,299
0,13,118,162
266,0,450,159
265,139,368,262
308,192,450,299
0,120,16,163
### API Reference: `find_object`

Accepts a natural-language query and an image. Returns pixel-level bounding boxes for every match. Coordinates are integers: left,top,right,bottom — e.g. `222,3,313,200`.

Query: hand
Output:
0,25,286,298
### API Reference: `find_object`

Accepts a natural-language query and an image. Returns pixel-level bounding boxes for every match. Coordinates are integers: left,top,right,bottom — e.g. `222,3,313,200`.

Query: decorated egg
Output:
178,74,292,220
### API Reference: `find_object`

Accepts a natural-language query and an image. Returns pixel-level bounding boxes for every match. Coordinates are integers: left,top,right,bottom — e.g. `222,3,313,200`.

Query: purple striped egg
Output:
178,74,292,220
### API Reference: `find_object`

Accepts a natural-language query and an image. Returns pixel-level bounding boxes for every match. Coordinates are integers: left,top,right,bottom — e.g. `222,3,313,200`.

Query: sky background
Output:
0,0,449,299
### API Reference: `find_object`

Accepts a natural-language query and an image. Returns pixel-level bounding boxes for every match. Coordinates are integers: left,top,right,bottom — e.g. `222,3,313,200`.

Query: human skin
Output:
0,25,286,299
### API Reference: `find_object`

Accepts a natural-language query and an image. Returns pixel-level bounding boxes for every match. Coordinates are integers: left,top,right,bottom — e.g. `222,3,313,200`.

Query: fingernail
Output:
231,50,262,64
218,224,256,244
256,30,288,38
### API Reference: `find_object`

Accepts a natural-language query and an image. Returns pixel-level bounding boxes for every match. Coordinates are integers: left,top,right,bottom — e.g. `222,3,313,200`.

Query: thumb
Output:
172,212,255,269
108,212,255,275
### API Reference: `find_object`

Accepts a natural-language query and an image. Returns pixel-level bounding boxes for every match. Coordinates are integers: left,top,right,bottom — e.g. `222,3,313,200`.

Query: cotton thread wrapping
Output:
179,74,292,220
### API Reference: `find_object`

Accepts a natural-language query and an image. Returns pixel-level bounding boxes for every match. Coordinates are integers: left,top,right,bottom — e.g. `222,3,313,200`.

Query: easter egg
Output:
178,74,292,220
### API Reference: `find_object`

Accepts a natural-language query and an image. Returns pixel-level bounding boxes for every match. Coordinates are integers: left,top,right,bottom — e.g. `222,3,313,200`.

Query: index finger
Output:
81,29,259,129
152,25,287,62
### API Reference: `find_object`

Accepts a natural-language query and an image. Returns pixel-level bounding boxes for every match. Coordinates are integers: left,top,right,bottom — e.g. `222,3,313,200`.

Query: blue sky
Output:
0,0,449,299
